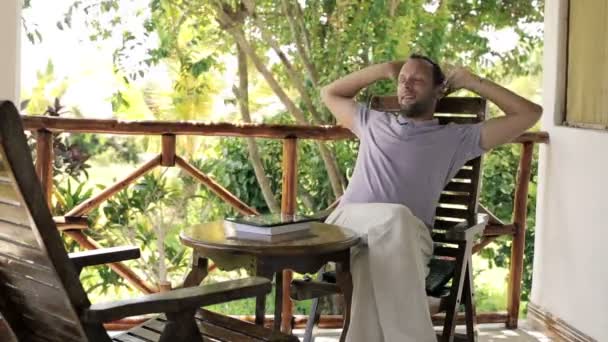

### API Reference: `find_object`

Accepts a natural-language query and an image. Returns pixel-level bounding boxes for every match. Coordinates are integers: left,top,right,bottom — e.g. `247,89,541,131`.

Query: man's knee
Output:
373,203,414,223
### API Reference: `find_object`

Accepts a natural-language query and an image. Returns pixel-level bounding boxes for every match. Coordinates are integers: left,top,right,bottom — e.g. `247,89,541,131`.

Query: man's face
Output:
397,59,441,118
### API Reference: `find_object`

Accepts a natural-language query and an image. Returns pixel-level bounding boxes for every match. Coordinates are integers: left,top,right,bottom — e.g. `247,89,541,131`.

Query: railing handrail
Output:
21,114,550,143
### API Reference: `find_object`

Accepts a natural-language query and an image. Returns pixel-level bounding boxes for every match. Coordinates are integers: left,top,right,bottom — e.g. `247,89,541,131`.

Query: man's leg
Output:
367,204,435,342
326,207,384,342
345,244,385,342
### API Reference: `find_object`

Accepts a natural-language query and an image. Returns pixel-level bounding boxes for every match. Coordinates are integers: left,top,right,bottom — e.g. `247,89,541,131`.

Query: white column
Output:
0,0,21,103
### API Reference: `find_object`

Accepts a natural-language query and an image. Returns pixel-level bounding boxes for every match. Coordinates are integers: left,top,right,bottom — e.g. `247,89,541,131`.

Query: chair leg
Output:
255,294,267,326
303,297,322,342
256,267,274,326
335,261,352,342
160,310,203,342
463,260,478,341
441,244,469,342
303,264,333,342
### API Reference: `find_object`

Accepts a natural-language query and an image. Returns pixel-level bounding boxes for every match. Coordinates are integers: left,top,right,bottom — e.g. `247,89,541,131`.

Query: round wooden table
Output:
180,221,359,337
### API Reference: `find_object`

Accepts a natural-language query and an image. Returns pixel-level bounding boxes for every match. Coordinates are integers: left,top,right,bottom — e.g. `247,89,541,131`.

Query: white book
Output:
224,213,317,236
230,229,315,242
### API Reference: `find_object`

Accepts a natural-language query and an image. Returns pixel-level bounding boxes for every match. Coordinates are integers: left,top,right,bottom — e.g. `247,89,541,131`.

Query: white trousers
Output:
326,203,436,342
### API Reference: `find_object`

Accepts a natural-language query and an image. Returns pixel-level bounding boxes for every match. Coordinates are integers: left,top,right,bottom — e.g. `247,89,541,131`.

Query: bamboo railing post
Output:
161,134,176,167
506,142,534,328
35,129,53,208
280,137,297,334
281,138,298,215
159,281,172,293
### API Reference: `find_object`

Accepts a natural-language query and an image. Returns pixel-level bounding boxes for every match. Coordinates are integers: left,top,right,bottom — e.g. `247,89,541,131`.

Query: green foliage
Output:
22,60,69,115
22,0,43,44
62,0,544,118
53,178,95,216
196,137,282,215
78,172,191,294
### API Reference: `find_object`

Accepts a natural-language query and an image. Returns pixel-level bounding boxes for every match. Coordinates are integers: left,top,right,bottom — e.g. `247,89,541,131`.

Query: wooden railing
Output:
21,115,549,332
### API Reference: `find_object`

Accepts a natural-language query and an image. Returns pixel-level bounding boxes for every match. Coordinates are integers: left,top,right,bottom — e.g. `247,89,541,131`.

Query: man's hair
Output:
409,54,445,86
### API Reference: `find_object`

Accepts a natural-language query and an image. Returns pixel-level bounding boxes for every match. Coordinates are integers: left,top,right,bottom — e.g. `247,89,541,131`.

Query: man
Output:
320,55,542,342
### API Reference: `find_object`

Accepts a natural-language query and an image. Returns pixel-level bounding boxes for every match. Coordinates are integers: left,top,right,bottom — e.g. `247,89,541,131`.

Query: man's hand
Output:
386,61,405,80
443,64,543,150
320,62,397,131
442,65,479,95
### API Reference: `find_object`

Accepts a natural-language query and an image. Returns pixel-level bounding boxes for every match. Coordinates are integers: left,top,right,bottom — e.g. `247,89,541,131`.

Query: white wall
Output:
0,0,21,103
531,1,608,340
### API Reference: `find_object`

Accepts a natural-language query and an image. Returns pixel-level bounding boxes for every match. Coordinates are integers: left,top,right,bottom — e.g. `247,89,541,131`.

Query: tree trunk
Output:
282,0,318,86
298,185,315,212
294,2,314,67
390,0,399,16
213,5,344,197
249,14,323,124
247,8,347,192
235,44,280,213
156,210,166,285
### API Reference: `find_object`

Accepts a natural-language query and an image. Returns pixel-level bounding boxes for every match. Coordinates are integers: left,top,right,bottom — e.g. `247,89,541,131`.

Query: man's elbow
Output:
532,103,543,118
518,103,542,126
530,103,543,125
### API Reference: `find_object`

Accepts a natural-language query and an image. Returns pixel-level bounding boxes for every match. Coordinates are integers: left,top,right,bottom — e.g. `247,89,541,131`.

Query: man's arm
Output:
320,62,403,130
445,67,543,150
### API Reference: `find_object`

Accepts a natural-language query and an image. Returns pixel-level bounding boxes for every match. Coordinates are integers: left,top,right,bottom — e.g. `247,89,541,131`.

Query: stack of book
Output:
224,213,319,241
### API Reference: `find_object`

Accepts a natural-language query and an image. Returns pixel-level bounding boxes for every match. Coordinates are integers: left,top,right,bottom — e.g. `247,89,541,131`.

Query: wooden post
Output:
280,138,297,334
506,142,534,328
35,129,53,208
159,281,172,293
161,134,176,167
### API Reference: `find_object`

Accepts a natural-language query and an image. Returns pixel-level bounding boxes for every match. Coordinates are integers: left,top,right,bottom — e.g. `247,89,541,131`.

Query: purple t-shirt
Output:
339,104,485,228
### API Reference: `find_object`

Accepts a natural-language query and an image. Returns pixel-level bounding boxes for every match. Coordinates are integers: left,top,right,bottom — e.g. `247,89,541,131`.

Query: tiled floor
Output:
292,322,556,341
2,319,556,341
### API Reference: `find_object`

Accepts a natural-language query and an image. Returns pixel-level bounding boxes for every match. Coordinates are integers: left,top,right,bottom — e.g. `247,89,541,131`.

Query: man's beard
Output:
400,96,435,118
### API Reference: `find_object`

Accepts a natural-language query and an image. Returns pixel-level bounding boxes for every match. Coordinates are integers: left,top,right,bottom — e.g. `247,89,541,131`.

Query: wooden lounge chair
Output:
0,100,298,342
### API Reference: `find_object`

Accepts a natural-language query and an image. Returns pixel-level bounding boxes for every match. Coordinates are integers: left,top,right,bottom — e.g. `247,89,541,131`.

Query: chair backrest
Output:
370,96,486,234
0,101,93,341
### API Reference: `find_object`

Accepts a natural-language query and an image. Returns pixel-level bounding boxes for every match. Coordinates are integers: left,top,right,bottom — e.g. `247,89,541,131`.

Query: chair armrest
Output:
444,214,488,241
69,246,140,273
82,277,271,323
53,216,88,231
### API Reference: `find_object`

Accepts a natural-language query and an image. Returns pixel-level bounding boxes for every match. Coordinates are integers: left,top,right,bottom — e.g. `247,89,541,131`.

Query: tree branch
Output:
248,11,324,124
233,44,280,213
213,1,343,197
281,0,319,86
294,1,314,62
